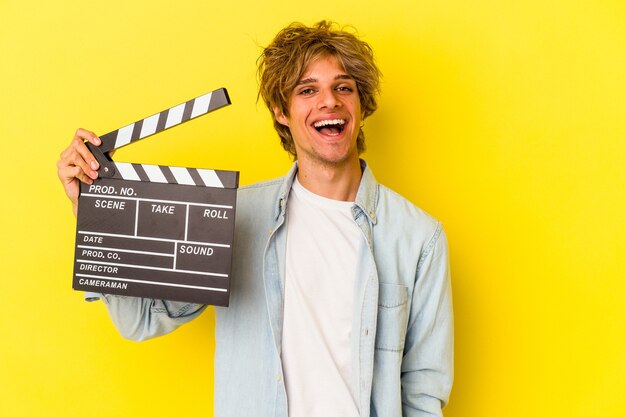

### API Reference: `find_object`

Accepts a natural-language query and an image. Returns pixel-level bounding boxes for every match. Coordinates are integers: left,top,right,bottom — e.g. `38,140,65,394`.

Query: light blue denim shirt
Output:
94,160,453,417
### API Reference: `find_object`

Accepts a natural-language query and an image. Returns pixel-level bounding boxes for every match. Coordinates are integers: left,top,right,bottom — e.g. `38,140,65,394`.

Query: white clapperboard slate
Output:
72,88,238,306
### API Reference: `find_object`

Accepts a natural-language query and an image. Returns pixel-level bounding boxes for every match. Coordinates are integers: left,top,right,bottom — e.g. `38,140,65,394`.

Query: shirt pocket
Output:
375,283,409,352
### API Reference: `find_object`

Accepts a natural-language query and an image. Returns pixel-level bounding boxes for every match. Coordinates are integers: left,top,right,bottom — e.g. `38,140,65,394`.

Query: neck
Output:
296,157,363,201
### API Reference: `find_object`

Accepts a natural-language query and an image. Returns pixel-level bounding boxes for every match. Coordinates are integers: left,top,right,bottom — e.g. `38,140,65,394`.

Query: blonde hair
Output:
258,20,381,158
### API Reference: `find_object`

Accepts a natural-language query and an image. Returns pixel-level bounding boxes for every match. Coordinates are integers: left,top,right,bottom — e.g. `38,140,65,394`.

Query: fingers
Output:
59,129,102,183
75,128,102,147
58,128,105,215
59,140,97,183
73,128,102,173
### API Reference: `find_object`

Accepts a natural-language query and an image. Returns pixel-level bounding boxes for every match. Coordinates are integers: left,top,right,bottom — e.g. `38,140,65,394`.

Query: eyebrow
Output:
295,74,354,86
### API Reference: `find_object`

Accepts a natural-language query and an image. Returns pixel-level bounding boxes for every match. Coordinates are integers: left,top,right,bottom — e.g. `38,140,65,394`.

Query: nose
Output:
317,88,341,110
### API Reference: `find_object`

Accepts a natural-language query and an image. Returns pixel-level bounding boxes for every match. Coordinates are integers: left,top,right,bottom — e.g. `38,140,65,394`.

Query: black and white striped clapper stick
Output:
97,87,230,154
89,87,234,187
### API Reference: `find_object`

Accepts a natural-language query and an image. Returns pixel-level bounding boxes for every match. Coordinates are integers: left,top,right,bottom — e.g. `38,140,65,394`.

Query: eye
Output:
297,88,316,96
336,85,354,93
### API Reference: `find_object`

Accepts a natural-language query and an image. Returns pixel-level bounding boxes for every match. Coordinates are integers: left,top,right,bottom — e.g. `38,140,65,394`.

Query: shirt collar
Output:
274,162,298,220
354,159,379,225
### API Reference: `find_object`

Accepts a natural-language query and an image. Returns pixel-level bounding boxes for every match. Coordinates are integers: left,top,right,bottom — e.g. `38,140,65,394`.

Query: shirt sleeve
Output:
401,224,454,416
86,293,206,341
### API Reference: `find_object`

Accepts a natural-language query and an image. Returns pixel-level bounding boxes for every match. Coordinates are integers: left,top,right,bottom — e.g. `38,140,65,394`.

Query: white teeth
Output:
313,119,346,128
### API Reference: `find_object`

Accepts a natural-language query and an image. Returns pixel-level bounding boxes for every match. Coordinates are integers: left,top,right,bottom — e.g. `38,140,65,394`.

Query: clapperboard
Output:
73,88,238,306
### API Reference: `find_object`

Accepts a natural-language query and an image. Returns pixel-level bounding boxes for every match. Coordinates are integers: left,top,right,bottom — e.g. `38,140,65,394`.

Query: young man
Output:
57,21,453,417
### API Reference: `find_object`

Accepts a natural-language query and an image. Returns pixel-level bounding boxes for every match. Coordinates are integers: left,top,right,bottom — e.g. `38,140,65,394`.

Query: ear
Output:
273,107,289,127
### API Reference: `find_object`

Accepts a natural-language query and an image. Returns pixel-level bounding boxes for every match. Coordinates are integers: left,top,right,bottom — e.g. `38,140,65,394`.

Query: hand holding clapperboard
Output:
72,88,238,306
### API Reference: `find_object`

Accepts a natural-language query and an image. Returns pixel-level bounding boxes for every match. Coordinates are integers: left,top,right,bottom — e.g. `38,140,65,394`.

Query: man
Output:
57,21,453,417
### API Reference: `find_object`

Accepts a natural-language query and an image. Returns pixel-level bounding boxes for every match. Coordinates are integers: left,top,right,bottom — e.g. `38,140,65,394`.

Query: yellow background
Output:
1,0,624,416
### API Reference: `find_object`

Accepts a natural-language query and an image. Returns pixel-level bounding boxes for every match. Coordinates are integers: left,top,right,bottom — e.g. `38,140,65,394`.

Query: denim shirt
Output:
95,160,453,417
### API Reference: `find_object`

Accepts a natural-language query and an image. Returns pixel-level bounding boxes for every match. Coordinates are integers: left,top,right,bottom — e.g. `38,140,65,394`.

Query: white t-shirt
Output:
281,176,363,417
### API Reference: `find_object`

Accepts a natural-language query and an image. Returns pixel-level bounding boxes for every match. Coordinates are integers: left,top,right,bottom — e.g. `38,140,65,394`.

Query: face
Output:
275,55,362,168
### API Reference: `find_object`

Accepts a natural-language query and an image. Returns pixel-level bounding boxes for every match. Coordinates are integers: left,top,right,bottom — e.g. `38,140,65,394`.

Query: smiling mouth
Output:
313,119,346,136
